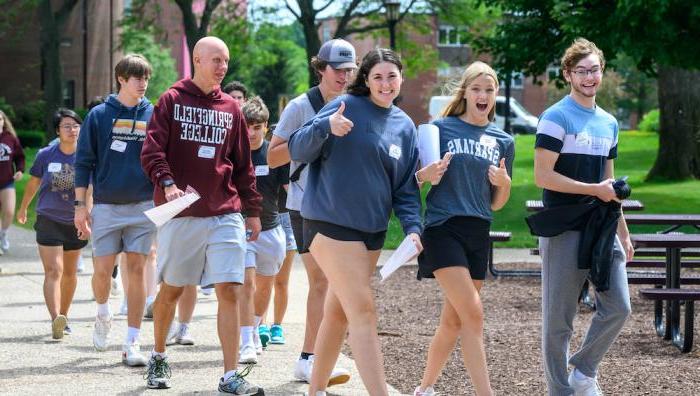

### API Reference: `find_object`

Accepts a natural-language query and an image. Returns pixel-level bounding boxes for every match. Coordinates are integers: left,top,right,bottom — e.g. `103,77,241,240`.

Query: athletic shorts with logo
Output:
245,224,286,276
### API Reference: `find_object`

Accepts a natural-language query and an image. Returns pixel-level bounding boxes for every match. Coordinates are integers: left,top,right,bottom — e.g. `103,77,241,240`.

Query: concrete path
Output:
0,227,409,395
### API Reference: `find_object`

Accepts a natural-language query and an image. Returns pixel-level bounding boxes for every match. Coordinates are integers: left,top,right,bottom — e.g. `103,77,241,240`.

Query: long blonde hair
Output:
0,110,17,136
441,61,499,121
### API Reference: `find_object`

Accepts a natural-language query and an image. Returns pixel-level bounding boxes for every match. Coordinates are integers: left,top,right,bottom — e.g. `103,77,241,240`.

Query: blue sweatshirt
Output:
75,94,154,204
288,94,422,235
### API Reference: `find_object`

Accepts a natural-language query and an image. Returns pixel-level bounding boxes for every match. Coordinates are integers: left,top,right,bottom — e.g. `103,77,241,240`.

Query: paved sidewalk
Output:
0,227,406,395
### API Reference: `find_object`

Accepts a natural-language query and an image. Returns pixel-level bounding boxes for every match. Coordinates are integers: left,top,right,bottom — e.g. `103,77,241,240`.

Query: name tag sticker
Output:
479,135,497,148
47,162,62,172
575,132,592,147
255,165,270,176
110,140,127,152
198,145,215,159
389,144,402,160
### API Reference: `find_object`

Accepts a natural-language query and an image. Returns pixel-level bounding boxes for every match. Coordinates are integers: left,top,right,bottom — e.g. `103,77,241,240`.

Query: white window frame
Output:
438,25,467,47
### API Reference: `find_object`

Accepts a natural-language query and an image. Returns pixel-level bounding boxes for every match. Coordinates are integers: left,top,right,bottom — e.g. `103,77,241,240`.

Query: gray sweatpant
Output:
540,231,631,396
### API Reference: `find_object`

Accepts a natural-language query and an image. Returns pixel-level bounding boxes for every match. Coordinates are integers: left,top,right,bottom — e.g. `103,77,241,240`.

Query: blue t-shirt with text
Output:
29,144,77,224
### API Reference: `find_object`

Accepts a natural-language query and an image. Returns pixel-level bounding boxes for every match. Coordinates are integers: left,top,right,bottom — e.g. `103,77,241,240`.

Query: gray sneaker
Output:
144,355,171,389
218,366,263,395
1,234,9,252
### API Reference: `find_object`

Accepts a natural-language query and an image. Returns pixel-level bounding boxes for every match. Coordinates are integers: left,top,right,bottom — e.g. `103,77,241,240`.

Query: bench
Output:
530,247,700,258
639,288,700,353
487,231,533,277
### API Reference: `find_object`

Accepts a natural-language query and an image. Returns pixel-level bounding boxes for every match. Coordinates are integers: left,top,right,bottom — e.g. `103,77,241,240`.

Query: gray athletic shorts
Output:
91,201,156,257
157,213,246,287
245,225,286,276
279,212,297,251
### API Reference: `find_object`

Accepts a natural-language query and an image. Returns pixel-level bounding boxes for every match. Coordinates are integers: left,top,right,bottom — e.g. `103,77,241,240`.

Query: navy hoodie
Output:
75,94,154,204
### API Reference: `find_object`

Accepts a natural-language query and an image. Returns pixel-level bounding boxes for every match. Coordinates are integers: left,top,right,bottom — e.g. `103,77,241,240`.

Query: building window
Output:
63,80,75,109
322,24,331,42
438,25,467,47
547,65,560,80
511,72,524,89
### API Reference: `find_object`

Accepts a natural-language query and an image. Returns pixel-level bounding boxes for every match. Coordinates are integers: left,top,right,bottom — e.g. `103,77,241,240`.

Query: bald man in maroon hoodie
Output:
141,37,263,395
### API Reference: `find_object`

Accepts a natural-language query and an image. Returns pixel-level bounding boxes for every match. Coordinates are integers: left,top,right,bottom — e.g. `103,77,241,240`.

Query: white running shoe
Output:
93,315,112,351
253,330,263,355
328,363,351,387
201,286,213,296
76,256,85,273
414,386,438,396
111,278,121,297
569,369,603,396
1,233,9,252
118,299,128,316
238,343,258,364
122,342,148,367
294,357,312,382
167,323,194,346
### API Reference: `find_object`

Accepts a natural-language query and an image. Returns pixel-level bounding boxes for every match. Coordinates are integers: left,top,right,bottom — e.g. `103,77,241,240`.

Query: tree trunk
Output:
647,66,700,180
302,19,321,87
38,1,63,136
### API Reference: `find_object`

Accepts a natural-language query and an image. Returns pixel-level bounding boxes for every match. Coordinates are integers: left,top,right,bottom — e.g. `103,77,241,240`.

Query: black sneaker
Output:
63,325,72,335
144,355,171,389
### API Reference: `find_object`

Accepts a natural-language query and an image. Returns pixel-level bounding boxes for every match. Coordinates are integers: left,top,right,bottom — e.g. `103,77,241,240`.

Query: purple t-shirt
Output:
29,145,76,224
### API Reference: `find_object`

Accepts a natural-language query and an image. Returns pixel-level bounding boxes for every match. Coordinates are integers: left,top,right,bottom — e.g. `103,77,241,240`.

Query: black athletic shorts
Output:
304,219,387,251
34,215,88,251
417,216,491,280
288,210,309,254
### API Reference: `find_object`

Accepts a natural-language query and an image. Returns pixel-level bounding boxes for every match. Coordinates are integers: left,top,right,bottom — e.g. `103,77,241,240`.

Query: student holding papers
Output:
413,61,514,396
288,48,422,396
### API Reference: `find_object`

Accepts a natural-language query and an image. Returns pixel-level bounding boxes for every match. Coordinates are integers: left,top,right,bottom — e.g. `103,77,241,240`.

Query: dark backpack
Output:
289,86,325,182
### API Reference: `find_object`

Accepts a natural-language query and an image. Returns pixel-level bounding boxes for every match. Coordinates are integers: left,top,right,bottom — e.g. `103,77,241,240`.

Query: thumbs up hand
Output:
488,158,511,187
329,101,354,137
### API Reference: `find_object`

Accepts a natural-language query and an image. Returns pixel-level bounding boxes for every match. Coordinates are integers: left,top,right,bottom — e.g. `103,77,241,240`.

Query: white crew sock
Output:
125,326,140,345
223,369,237,382
97,302,111,318
241,326,254,347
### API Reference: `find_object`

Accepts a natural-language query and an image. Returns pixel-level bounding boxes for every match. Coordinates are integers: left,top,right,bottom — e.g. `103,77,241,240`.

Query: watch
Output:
74,200,86,207
160,179,175,188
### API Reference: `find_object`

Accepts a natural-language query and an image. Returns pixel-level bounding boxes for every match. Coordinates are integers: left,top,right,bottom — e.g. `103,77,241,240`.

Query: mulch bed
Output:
347,266,699,395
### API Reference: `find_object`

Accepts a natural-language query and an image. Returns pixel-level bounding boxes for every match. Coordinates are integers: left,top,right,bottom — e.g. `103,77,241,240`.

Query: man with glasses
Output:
534,38,634,396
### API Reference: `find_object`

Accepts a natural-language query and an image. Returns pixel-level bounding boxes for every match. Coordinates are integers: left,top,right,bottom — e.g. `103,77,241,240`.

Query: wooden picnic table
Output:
631,233,700,349
624,214,700,233
526,199,645,212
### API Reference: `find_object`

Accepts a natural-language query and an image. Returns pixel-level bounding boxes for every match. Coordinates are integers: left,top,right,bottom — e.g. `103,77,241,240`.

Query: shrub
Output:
0,97,16,120
15,100,47,131
638,109,659,132
16,129,46,148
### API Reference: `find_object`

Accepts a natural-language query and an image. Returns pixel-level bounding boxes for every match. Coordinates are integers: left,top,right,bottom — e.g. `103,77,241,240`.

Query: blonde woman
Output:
0,110,25,254
414,61,514,396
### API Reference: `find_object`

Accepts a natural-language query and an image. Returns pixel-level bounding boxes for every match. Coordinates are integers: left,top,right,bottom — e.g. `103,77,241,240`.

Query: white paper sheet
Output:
379,236,419,283
144,186,201,227
417,124,440,167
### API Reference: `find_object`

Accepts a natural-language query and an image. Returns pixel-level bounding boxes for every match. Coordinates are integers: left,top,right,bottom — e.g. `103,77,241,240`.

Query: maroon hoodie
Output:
0,131,25,185
141,79,261,218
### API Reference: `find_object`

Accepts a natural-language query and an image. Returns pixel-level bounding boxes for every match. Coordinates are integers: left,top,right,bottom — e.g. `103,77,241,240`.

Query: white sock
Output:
223,369,237,382
241,326,254,346
254,316,262,327
97,303,111,318
145,295,156,305
0,229,6,237
574,368,592,380
125,326,140,345
179,322,189,332
151,350,167,359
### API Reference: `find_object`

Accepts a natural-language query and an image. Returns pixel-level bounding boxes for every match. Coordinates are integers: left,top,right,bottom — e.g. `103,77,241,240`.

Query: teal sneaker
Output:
258,325,270,348
269,324,285,345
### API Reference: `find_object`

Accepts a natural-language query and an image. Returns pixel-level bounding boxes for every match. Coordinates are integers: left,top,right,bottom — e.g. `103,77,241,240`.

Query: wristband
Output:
74,200,86,207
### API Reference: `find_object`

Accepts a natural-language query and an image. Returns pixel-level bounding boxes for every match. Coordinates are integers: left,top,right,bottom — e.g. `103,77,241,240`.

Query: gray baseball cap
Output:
318,39,357,69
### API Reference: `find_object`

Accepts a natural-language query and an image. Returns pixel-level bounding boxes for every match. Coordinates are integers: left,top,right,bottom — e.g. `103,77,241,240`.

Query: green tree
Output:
476,0,700,180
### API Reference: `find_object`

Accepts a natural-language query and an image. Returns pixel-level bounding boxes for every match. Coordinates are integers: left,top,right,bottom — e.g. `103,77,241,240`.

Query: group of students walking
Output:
1,33,635,396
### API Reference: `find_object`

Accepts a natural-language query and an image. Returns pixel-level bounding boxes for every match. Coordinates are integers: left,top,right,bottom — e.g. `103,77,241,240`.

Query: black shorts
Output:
289,210,309,254
304,219,386,251
34,215,88,251
417,216,491,281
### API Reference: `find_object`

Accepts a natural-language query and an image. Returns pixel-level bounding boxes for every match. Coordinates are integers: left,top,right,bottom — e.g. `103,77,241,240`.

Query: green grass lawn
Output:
385,130,700,248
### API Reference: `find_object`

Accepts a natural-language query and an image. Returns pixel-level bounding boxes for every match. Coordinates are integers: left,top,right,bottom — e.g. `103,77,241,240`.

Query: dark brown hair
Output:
242,96,269,125
346,48,403,96
561,38,605,74
115,54,152,91
309,56,329,81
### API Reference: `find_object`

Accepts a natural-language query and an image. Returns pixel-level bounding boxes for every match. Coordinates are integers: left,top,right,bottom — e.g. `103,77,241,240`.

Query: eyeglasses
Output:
571,68,602,77
59,124,81,130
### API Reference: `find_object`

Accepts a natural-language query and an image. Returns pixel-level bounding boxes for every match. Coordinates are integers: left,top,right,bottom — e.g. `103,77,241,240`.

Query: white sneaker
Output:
93,315,112,351
569,369,603,396
253,330,263,355
414,386,438,396
144,300,154,319
238,343,258,364
118,299,128,316
76,256,85,273
122,342,148,366
1,234,10,252
201,286,213,296
111,278,121,296
167,323,194,346
293,356,351,387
